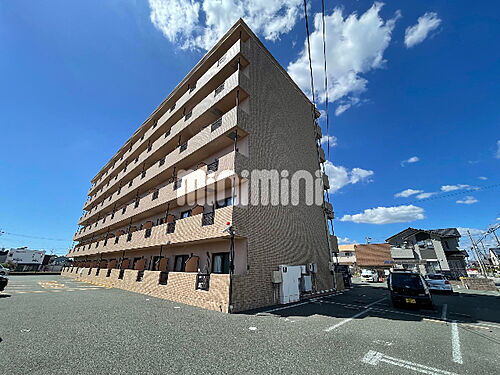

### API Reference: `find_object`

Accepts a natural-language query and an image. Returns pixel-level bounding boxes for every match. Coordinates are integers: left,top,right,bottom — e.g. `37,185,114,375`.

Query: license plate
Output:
405,298,417,304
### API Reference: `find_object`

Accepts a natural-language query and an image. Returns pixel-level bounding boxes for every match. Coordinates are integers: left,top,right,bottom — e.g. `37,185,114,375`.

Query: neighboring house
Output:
355,243,392,271
337,244,356,266
6,247,46,271
490,248,500,267
65,19,335,313
386,228,468,279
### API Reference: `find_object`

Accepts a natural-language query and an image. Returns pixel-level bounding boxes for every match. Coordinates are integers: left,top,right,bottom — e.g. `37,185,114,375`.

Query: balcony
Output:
87,39,248,198
82,69,247,215
78,102,248,227
73,205,234,257
391,247,416,259
74,151,241,242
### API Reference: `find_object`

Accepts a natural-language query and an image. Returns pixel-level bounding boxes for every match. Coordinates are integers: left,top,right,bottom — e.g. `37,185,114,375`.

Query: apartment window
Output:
174,255,189,272
144,228,152,238
217,54,226,67
214,82,225,96
202,211,214,226
180,209,192,219
212,253,230,274
184,110,192,121
211,118,222,132
216,197,233,209
164,129,171,138
166,221,176,234
159,158,165,167
152,190,159,200
179,142,188,153
207,159,219,173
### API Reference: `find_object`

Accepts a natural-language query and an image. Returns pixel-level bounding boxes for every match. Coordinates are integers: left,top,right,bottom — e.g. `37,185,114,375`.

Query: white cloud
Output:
287,3,401,115
148,0,303,50
400,156,419,166
456,196,478,205
415,192,437,199
440,184,473,192
496,140,500,159
404,12,441,48
337,237,357,244
394,188,423,198
324,161,374,193
340,205,425,224
478,176,488,180
320,135,337,147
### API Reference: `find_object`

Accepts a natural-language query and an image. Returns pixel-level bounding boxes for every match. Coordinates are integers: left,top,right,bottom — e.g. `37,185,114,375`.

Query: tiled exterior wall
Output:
230,35,334,312
62,268,230,312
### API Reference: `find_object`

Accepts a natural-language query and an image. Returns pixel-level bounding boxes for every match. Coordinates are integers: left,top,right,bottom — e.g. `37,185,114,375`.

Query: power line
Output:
303,0,316,106
321,0,330,160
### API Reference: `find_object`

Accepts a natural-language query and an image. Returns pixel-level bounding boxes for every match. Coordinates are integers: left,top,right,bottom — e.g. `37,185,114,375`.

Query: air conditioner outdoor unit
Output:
307,263,317,273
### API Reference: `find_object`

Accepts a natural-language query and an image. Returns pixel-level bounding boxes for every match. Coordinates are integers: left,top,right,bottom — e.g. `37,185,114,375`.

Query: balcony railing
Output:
74,151,239,242
87,39,245,198
81,71,243,219
202,211,215,226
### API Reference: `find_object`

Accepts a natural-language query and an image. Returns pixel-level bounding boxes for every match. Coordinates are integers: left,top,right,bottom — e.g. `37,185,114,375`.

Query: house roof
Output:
355,243,392,267
386,227,461,242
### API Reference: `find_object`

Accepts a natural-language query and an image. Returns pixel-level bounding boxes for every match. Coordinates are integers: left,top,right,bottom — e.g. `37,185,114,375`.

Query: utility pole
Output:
468,230,487,277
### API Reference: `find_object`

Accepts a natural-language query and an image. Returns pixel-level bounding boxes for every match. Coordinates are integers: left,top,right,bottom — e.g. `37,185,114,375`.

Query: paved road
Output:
1,276,499,375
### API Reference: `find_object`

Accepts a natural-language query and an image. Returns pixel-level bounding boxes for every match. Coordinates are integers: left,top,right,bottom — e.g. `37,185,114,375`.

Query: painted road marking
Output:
259,301,310,314
451,321,463,364
441,304,448,320
365,297,386,308
362,350,459,375
324,308,372,332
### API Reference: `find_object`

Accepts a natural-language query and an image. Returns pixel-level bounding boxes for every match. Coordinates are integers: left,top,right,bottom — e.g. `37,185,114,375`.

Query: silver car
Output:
425,274,453,294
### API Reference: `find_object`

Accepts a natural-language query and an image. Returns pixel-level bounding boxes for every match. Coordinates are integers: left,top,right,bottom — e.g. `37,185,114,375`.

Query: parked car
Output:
361,269,378,282
0,275,8,291
0,264,10,276
425,274,453,294
388,270,433,308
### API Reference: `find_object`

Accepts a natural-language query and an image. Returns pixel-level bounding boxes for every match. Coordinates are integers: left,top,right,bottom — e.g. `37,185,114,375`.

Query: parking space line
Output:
324,308,372,332
258,301,311,314
441,304,447,320
451,321,463,364
365,297,386,308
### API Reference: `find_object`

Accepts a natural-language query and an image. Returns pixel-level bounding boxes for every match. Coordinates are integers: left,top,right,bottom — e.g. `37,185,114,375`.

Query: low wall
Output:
62,267,230,312
459,277,498,292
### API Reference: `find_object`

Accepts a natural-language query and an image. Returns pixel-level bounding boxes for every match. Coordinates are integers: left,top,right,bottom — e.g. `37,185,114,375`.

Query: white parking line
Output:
441,304,447,320
451,320,463,364
259,301,310,314
362,350,459,375
324,308,372,332
365,297,386,308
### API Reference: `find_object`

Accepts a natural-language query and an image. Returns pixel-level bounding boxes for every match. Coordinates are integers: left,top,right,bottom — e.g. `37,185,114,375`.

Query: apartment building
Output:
63,19,335,312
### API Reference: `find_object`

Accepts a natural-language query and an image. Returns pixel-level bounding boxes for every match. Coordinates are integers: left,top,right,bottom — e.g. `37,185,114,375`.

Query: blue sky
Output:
0,1,498,255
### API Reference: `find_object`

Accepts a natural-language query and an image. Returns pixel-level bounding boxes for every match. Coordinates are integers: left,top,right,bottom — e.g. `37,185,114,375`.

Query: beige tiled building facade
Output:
64,19,335,312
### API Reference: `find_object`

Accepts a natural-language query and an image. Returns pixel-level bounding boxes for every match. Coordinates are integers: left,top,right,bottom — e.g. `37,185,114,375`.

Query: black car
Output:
0,275,8,292
388,271,433,308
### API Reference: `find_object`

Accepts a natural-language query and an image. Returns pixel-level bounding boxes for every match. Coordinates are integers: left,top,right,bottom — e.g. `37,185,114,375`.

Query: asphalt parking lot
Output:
1,276,499,375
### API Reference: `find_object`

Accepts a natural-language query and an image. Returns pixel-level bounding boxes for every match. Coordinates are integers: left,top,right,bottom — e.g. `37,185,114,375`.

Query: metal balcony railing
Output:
202,211,215,226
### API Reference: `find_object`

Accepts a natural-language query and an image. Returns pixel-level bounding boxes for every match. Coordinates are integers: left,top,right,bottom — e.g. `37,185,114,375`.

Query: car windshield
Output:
391,273,424,289
427,274,444,280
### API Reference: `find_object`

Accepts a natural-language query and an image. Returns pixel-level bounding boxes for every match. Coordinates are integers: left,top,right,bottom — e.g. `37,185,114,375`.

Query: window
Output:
207,159,219,173
210,118,222,132
217,54,226,67
212,253,230,274
216,197,233,209
174,255,190,272
180,210,192,219
145,228,152,238
214,82,225,96
164,130,171,138
159,158,165,167
179,142,188,152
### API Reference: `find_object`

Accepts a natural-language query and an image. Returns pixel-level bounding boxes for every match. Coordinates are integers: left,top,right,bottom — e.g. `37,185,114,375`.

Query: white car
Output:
0,264,10,276
361,269,379,282
425,274,453,294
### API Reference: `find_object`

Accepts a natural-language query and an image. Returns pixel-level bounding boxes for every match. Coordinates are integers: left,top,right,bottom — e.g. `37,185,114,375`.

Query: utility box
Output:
278,265,302,304
271,270,282,284
302,275,313,292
